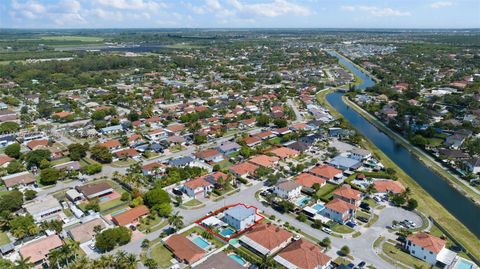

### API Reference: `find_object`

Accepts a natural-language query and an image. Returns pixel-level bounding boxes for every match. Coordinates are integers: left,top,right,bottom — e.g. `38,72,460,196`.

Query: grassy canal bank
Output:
316,90,480,261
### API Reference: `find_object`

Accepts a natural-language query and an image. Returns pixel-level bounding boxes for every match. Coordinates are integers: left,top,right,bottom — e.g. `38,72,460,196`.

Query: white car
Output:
321,227,332,234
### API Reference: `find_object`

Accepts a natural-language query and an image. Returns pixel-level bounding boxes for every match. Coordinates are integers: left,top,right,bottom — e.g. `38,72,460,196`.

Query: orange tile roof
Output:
294,173,326,188
277,239,331,269
243,136,261,146
407,232,445,253
0,154,14,166
373,180,406,194
19,235,63,263
229,162,258,176
195,148,221,159
114,148,139,158
165,234,205,264
142,162,165,171
53,111,72,118
333,185,362,201
248,155,279,167
325,198,356,213
270,147,299,159
101,139,121,149
112,205,149,226
243,222,293,251
26,139,48,150
166,124,185,133
184,177,211,190
310,165,342,180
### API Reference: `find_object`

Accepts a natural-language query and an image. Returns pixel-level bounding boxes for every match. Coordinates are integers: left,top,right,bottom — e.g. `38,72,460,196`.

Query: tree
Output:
0,259,15,269
68,143,88,161
157,203,173,217
121,192,131,202
10,215,38,238
24,149,51,168
273,118,288,128
406,198,418,210
168,212,184,231
320,237,331,250
141,239,150,250
40,168,63,185
24,189,37,200
193,134,207,144
278,200,295,213
144,188,171,209
90,145,112,163
83,163,102,175
259,255,276,269
339,245,350,256
6,160,24,174
85,200,100,212
256,114,271,127
391,193,406,206
0,190,23,212
0,122,20,134
143,258,158,269
311,219,323,229
95,227,132,252
15,256,33,269
5,143,21,158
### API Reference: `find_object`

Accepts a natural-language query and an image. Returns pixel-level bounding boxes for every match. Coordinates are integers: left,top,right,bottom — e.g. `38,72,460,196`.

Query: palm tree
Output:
124,253,138,269
15,256,33,269
66,256,89,269
168,212,184,231
143,258,158,269
259,256,276,269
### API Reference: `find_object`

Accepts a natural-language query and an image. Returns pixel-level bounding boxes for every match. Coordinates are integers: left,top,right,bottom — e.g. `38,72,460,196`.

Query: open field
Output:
40,36,104,42
316,91,480,260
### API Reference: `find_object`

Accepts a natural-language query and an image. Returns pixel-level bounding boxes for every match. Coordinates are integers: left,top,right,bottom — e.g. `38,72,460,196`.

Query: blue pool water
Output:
296,197,311,206
229,254,246,266
220,227,236,237
192,237,210,249
455,260,474,269
99,196,110,202
111,208,128,216
312,204,325,212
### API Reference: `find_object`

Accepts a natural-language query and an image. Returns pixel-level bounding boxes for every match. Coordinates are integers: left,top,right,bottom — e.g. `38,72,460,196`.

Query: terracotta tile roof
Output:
68,218,106,243
241,118,256,125
294,173,326,188
166,123,185,133
184,177,211,190
256,131,274,139
243,136,261,146
291,122,308,130
333,185,362,201
114,148,139,158
26,139,48,150
270,147,299,159
243,222,293,251
229,162,258,176
0,154,13,166
53,111,72,118
142,162,165,171
19,235,63,263
148,128,166,135
2,172,35,188
407,232,445,254
195,148,221,159
373,180,406,194
277,239,331,269
128,134,142,141
310,165,342,180
101,139,121,149
76,182,112,197
325,198,356,213
248,155,279,167
165,234,205,264
145,116,162,123
112,205,149,226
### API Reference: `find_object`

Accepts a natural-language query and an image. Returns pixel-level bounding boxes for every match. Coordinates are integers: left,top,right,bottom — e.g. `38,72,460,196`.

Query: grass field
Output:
40,36,104,42
316,182,338,200
0,232,10,245
317,92,480,259
150,244,173,268
382,242,432,268
330,223,354,234
183,199,202,207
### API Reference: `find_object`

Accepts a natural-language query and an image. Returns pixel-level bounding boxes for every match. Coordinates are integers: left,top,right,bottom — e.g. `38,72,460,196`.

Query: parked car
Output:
346,221,356,228
321,227,332,234
357,216,369,223
358,261,366,268
360,202,371,211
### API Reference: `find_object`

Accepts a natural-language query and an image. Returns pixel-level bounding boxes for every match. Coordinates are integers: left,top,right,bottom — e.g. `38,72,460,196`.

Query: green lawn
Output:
50,157,71,166
427,138,444,147
316,182,338,200
356,210,371,220
365,214,379,228
138,216,166,233
0,232,10,245
99,198,127,212
40,36,104,42
363,197,377,208
382,242,431,268
330,223,354,234
169,145,185,152
150,244,173,268
183,199,202,207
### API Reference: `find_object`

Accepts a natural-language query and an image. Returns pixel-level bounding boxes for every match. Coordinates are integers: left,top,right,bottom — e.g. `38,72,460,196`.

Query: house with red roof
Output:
332,185,362,206
373,180,406,194
240,222,293,256
101,139,121,150
309,165,343,181
113,148,140,161
321,198,357,224
194,148,224,163
26,139,49,150
112,205,149,226
405,232,456,265
164,234,205,265
295,173,326,189
229,162,258,178
183,176,212,198
142,162,165,176
270,147,299,159
274,239,332,269
242,136,262,147
248,155,279,168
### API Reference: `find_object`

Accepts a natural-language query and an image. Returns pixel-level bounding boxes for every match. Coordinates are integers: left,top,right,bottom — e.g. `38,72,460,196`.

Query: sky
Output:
0,0,479,29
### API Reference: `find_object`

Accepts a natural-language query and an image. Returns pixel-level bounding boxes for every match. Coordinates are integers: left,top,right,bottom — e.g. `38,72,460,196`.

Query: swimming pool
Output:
220,227,236,237
192,236,210,249
111,208,128,216
229,253,246,266
296,197,311,207
455,259,474,269
99,196,110,202
312,204,325,212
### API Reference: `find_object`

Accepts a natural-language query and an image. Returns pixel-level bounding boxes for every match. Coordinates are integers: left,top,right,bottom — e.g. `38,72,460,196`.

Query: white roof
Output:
66,189,82,200
436,248,457,265
201,216,223,226
24,196,61,215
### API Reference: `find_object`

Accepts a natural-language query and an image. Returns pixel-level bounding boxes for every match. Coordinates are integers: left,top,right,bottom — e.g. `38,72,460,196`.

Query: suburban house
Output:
66,189,83,202
112,205,150,226
76,182,113,199
327,156,362,170
332,185,362,206
405,232,456,266
165,123,185,136
349,148,372,161
195,148,224,163
26,139,48,150
465,157,480,174
274,180,302,199
23,195,63,222
0,155,13,168
270,147,300,159
222,204,256,230
274,239,332,269
243,136,262,147
295,173,326,190
216,141,241,155
309,165,343,181
100,125,123,135
321,198,357,224
183,177,212,198
67,218,106,244
146,128,167,141
165,234,205,265
240,222,293,256
169,156,195,167
19,235,63,266
53,161,81,171
113,148,141,161
142,162,165,176
373,180,406,194
101,139,121,151
248,154,279,168
194,252,243,269
2,171,36,189
229,162,258,178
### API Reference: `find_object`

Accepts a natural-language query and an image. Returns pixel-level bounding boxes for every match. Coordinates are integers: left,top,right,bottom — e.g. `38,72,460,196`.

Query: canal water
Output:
326,51,480,237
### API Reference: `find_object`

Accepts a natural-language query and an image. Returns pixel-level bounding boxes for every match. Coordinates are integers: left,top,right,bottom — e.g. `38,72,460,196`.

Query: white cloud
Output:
341,5,411,17
92,0,165,10
430,1,453,8
228,0,311,17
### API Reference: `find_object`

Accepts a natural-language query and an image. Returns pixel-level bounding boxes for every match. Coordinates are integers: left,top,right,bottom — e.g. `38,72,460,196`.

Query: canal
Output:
326,51,480,237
